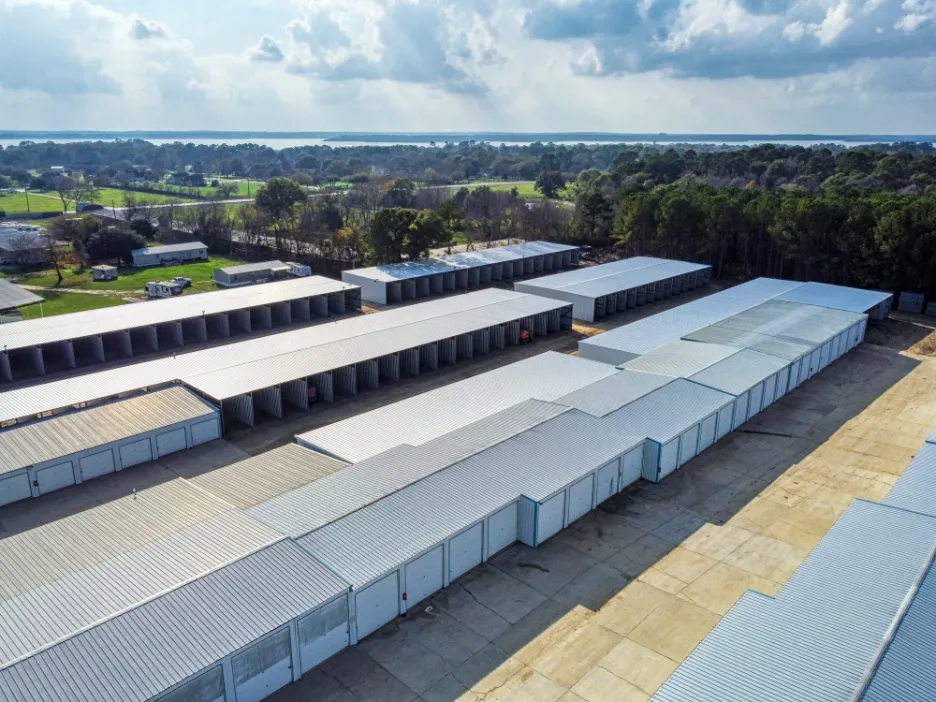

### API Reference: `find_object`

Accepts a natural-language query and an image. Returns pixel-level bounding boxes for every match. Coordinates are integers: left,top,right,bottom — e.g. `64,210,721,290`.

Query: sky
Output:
0,0,934,133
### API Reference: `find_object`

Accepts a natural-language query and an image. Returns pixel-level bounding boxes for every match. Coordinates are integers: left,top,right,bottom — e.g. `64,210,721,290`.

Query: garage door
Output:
595,459,619,505
678,425,700,467
749,382,765,417
405,546,443,609
79,450,116,481
567,474,594,524
698,414,717,452
808,349,822,379
449,523,483,581
620,448,643,488
537,492,565,544
157,666,225,702
716,404,733,440
0,473,32,507
659,439,679,480
819,342,832,369
488,503,518,556
156,427,187,457
299,596,349,674
763,374,778,407
36,461,75,495
355,572,399,640
191,418,220,446
834,333,845,359
732,392,750,430
119,438,152,468
232,627,293,702
858,319,868,343
776,367,790,398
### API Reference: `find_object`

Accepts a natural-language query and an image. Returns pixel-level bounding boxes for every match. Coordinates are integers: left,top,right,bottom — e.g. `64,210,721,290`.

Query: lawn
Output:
18,290,130,318
0,191,61,215
10,255,248,294
0,188,196,215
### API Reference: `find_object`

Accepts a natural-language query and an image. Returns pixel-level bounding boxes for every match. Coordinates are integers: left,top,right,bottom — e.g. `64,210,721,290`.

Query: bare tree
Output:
123,193,159,222
72,181,100,209
54,175,76,213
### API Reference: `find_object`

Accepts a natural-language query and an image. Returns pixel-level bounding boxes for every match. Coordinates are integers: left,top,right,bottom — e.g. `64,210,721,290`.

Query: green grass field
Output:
18,290,130,318
0,187,196,214
0,192,60,215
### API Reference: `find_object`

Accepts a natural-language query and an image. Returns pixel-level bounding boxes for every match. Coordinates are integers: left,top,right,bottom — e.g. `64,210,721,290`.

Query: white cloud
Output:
248,36,285,62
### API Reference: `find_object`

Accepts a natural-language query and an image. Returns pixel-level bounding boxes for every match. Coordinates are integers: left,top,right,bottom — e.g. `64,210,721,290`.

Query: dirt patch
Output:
865,315,936,355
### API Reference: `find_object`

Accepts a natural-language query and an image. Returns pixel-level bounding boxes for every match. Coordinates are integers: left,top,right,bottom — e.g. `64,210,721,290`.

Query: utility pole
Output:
24,188,30,213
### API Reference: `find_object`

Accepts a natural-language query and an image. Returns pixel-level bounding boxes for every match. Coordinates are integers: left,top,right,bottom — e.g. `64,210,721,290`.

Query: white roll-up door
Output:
763,374,778,407
488,503,518,556
0,473,31,507
299,596,349,674
405,546,443,608
36,461,75,494
448,523,483,581
190,418,220,446
537,492,565,544
567,474,594,524
732,392,750,430
819,341,832,369
355,572,400,640
659,439,679,480
232,627,293,702
595,459,619,505
79,450,116,481
716,404,734,440
119,438,152,468
776,367,790,397
156,427,187,456
156,666,225,702
749,382,765,416
620,447,643,488
808,349,822,378
678,425,700,467
698,414,717,452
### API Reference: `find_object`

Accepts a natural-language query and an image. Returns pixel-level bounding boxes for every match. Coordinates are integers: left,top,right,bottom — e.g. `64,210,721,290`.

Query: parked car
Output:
170,276,193,288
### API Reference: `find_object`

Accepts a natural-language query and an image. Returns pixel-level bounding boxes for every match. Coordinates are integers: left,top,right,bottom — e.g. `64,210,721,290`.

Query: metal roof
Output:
861,560,936,701
0,539,348,702
217,260,290,274
517,259,710,300
0,289,545,423
0,387,217,476
296,351,619,463
511,256,669,290
777,281,893,315
683,325,815,362
715,299,865,346
929,428,936,445
620,340,741,377
441,240,579,269
882,442,936,516
176,443,349,509
0,479,281,668
555,369,674,417
652,500,936,702
0,279,43,310
689,349,792,396
252,399,572,538
0,275,357,352
131,241,207,256
342,258,470,282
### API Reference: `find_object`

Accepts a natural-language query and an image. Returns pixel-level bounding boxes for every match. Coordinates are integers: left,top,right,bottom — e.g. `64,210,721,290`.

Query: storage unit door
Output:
749,382,765,416
732,392,750,430
819,341,832,369
232,627,293,702
355,572,400,640
0,473,32,507
36,461,75,494
448,523,484,581
190,418,220,446
298,596,350,674
808,349,822,378
488,503,518,556
537,493,566,544
716,404,734,440
156,427,187,457
157,667,225,702
119,438,152,468
620,447,643,488
678,424,701,467
567,474,594,524
79,450,116,481
698,414,717,452
763,374,778,407
405,546,443,608
659,439,679,479
595,459,619,505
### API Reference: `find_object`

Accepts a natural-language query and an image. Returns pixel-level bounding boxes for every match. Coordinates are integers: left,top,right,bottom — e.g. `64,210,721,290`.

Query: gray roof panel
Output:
882,442,936,516
620,340,741,378
0,280,43,310
556,369,675,417
689,349,792,396
217,260,289,274
683,325,814,361
131,242,207,256
777,281,893,315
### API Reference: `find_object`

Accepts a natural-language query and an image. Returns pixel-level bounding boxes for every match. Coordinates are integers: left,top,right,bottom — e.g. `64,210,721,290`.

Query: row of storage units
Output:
0,277,361,384
0,386,220,507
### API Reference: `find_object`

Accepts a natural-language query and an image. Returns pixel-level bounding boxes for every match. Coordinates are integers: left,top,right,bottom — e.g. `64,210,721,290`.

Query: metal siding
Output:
488,502,519,555
776,281,893,315
405,547,444,608
567,475,594,524
448,523,484,581
555,369,673,417
354,572,400,640
537,493,565,544
620,341,741,377
883,443,936,516
688,348,792,397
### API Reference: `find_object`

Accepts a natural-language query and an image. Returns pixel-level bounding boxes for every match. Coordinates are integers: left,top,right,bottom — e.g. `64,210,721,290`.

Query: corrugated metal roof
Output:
185,292,572,399
0,540,348,702
132,241,207,256
217,260,290,274
0,280,43,310
716,299,865,346
518,260,710,300
296,351,619,463
861,560,936,701
0,387,217,476
555,370,674,417
683,325,814,361
0,289,548,423
777,281,893,315
342,257,461,282
0,479,281,667
689,349,791,396
177,443,349,509
652,500,936,702
513,256,668,290
882,442,936,516
928,428,936,445
620,340,740,377
441,240,579,269
0,275,357,352
251,399,571,538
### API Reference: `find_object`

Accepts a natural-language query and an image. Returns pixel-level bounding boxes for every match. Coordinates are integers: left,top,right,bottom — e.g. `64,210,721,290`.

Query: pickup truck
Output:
170,276,193,288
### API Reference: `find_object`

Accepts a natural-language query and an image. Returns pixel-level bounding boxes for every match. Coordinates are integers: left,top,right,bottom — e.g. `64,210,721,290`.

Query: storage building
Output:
619,340,741,377
0,386,220,507
214,260,292,287
514,257,712,322
131,241,208,267
0,278,44,312
91,264,118,281
775,281,893,320
0,276,361,384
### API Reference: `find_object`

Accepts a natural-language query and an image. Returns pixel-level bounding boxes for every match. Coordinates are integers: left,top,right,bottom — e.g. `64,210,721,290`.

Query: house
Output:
131,242,208,268
91,265,118,281
214,260,291,288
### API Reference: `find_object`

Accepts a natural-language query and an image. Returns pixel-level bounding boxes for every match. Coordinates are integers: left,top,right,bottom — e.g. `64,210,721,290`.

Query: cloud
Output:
287,13,349,49
130,18,167,40
248,36,285,62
